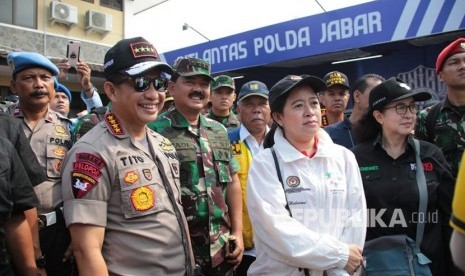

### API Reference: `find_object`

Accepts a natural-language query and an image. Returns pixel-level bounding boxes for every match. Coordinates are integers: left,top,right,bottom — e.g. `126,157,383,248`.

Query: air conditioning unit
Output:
49,1,78,27
86,10,112,34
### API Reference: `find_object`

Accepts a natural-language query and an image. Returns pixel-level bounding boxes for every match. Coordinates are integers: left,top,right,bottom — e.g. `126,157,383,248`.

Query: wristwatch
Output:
36,254,46,268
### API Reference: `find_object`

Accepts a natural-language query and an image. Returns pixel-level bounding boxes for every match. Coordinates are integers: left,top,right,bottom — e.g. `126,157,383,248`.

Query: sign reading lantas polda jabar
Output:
160,0,465,73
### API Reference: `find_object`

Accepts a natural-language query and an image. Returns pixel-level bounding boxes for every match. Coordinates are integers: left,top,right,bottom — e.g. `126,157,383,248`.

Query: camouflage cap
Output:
172,57,214,81
211,75,235,91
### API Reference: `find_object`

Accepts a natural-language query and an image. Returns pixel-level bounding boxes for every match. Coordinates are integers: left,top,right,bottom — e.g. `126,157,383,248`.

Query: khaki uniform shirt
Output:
12,106,71,213
62,113,194,275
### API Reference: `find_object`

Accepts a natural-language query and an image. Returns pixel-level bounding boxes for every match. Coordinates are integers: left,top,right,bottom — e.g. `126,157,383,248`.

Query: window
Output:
82,0,94,3
0,0,37,29
100,0,123,11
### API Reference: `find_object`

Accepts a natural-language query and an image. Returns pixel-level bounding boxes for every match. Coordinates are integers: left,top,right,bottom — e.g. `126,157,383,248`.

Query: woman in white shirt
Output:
246,75,367,276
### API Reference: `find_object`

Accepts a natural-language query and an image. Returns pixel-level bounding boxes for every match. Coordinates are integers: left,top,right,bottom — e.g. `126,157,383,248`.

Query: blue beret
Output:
7,52,59,76
55,83,72,103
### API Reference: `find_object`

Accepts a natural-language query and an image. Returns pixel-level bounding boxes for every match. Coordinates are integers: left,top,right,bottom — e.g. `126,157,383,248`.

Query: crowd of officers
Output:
0,35,463,276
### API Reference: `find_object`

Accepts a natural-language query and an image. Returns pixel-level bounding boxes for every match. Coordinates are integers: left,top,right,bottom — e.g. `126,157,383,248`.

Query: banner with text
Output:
161,0,465,73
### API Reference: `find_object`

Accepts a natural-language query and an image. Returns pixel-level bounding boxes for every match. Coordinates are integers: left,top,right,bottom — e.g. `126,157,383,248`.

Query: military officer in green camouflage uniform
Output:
415,37,465,276
206,75,240,130
149,57,243,275
416,38,465,178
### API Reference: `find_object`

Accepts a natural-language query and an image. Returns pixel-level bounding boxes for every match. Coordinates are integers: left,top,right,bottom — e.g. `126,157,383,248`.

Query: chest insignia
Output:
54,124,69,138
124,170,139,185
142,169,152,181
53,147,67,157
160,138,175,151
131,186,155,211
286,176,300,187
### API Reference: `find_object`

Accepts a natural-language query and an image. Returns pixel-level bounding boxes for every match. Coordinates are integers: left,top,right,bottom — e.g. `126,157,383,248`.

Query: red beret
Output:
435,38,465,75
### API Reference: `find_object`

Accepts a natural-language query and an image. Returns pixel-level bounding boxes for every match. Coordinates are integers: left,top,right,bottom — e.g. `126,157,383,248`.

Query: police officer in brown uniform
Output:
61,37,195,275
7,52,73,275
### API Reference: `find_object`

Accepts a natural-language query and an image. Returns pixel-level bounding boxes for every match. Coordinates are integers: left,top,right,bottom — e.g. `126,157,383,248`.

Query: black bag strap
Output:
413,138,428,249
271,147,290,213
271,147,309,276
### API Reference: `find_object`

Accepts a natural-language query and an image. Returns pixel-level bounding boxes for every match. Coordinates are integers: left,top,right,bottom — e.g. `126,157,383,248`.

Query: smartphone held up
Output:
67,40,81,67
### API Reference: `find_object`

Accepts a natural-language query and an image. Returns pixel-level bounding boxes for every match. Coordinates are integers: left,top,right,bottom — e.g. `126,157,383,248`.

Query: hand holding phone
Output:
67,40,81,67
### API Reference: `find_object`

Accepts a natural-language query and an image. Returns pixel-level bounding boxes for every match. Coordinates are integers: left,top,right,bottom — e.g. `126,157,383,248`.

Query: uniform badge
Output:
55,160,62,172
72,172,98,199
142,169,152,181
52,147,67,157
130,41,158,59
124,171,139,185
286,176,300,187
54,125,69,138
73,161,102,178
160,138,175,151
105,113,125,135
131,186,155,211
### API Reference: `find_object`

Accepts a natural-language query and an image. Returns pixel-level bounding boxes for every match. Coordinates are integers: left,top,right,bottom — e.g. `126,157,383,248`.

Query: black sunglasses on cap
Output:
132,76,168,92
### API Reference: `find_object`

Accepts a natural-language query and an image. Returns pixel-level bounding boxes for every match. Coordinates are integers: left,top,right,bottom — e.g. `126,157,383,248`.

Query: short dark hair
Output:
106,73,130,85
352,74,385,94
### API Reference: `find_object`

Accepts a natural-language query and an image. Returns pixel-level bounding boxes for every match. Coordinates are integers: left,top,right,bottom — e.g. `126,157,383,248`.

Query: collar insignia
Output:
105,113,125,135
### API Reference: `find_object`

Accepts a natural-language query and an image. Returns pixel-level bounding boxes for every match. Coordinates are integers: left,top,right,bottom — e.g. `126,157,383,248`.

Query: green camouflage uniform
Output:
415,98,465,177
148,109,240,274
206,111,240,130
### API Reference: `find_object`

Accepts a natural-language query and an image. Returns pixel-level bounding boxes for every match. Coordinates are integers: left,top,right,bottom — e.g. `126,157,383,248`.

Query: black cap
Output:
269,75,326,107
323,71,350,90
103,36,173,78
369,77,432,111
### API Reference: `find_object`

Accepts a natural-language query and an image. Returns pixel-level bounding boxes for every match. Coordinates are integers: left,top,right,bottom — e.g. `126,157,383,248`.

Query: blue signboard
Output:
160,0,465,73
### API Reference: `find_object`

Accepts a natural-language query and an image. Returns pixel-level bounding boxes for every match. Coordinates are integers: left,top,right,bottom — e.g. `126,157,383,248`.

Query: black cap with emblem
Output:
103,36,173,78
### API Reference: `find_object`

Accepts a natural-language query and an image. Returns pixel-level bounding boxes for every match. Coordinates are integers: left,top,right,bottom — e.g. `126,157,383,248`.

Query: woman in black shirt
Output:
351,77,455,275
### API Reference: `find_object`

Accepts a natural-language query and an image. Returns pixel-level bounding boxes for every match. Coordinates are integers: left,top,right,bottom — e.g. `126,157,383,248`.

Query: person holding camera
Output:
52,58,103,121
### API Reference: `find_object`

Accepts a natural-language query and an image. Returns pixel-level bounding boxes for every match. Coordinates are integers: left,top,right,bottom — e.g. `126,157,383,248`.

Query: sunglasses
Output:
130,76,169,92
